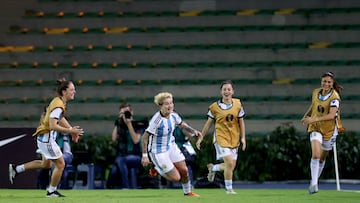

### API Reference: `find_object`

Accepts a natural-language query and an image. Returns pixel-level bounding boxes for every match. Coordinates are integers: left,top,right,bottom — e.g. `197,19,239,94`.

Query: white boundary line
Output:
339,189,360,193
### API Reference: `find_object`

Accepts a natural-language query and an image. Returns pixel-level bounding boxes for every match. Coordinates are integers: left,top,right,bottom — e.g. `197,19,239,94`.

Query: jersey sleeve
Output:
145,113,159,135
330,99,340,108
172,112,182,125
238,107,245,118
49,107,63,119
207,109,214,119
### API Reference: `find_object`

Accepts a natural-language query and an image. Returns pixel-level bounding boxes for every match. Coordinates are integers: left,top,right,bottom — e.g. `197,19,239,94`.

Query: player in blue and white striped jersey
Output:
141,92,202,197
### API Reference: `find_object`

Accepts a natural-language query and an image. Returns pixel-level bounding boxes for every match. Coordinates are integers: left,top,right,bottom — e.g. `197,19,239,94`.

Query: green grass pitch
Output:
0,188,359,203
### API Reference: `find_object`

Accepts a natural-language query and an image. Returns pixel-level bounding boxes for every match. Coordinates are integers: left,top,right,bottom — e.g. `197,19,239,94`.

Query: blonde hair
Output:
154,92,173,105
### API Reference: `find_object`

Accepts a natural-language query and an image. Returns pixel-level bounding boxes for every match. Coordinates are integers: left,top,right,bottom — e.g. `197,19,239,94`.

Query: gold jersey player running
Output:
196,80,246,194
301,71,344,194
9,78,84,197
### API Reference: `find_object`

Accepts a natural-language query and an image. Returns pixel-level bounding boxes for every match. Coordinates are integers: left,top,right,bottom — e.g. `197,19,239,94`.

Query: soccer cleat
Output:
184,191,200,197
9,164,17,184
46,190,65,198
226,189,237,194
149,167,158,177
207,163,215,182
308,184,318,195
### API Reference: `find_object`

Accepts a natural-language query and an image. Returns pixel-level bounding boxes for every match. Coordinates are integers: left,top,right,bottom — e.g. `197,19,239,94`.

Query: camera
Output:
124,111,132,119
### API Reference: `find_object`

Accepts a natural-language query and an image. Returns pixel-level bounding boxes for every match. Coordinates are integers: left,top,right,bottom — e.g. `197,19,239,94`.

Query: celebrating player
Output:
141,92,201,197
301,71,344,194
196,80,246,194
9,78,84,197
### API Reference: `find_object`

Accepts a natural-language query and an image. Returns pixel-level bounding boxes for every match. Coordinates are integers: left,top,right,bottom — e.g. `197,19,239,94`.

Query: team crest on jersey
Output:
317,105,325,113
226,114,234,122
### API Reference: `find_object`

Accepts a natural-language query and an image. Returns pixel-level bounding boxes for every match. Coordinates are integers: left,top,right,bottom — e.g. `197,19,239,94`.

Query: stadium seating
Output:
0,0,360,135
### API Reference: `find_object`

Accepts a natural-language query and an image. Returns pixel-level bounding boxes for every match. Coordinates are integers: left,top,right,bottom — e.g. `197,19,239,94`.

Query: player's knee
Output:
225,161,236,170
42,162,52,169
58,162,65,170
178,166,188,176
53,159,66,171
166,174,181,182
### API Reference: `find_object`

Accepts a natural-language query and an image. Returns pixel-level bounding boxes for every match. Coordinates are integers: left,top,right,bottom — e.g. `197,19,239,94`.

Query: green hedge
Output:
71,123,360,182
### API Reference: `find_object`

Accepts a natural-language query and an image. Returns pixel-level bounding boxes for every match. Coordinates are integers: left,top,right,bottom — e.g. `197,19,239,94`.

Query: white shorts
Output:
309,131,337,151
214,143,238,161
150,143,185,175
36,132,63,160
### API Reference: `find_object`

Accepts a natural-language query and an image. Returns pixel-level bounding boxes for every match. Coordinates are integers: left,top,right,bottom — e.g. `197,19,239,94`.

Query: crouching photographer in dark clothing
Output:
107,103,148,189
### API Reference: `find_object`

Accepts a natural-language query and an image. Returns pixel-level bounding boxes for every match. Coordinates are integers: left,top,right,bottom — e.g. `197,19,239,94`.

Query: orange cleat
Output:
149,168,158,177
184,191,200,197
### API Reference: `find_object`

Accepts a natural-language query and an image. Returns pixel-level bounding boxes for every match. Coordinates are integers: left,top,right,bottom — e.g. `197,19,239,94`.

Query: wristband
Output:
142,153,148,158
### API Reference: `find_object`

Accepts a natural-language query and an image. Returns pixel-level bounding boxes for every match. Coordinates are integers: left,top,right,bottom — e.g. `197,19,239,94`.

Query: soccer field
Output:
0,188,359,203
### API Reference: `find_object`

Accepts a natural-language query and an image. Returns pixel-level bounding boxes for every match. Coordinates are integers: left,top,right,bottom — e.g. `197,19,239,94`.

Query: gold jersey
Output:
307,88,343,140
32,97,66,136
209,98,244,148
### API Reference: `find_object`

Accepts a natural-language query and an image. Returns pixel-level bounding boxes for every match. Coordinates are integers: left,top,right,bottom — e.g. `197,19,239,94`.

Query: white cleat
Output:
9,164,17,184
207,163,215,182
226,189,237,194
308,184,318,195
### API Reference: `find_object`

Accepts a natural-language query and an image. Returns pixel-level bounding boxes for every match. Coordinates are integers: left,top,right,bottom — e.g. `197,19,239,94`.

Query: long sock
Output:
318,161,325,178
310,159,320,186
212,164,221,172
224,180,232,191
15,164,25,173
182,180,191,194
48,185,57,193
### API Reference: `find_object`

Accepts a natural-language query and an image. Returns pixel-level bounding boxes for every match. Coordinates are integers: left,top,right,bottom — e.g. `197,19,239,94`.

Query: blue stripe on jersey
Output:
166,117,173,146
147,111,182,153
156,121,165,152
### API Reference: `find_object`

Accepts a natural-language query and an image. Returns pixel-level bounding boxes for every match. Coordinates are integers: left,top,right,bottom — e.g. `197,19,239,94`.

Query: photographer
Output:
107,103,147,189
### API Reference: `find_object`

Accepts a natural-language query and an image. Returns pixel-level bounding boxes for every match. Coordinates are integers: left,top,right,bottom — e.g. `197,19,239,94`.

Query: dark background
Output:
0,128,38,188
